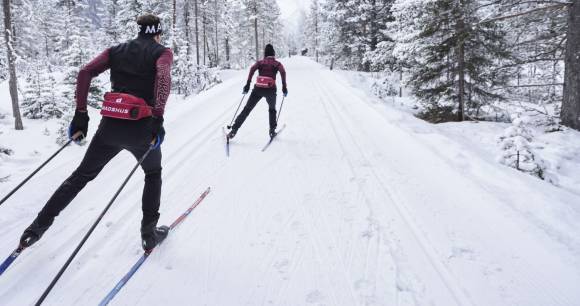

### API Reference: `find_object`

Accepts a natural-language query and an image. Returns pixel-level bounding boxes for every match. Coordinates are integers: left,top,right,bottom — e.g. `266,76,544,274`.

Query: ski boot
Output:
227,128,237,140
19,220,50,248
141,226,170,252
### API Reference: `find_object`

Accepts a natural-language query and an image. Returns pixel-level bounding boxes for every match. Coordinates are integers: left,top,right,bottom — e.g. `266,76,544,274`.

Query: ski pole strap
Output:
35,147,154,306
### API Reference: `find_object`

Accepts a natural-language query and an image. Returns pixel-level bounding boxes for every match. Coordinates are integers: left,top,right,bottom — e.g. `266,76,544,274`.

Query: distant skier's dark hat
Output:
265,44,275,57
137,14,163,37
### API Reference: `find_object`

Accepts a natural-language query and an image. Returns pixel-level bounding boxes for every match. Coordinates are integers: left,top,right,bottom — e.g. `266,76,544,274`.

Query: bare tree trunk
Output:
314,4,319,63
214,0,219,66
561,0,580,130
185,0,191,56
399,69,403,98
194,0,200,65
225,36,231,68
172,0,177,27
172,0,177,51
203,12,206,66
3,0,23,130
254,1,259,60
456,17,466,122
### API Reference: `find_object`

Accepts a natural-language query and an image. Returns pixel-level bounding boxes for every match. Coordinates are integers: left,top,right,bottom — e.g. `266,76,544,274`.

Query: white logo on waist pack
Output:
115,98,123,103
102,106,129,114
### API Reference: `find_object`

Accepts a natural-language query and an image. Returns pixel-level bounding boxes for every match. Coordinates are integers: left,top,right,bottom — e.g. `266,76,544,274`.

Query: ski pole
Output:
35,144,154,306
227,94,246,129
276,96,286,124
0,131,83,208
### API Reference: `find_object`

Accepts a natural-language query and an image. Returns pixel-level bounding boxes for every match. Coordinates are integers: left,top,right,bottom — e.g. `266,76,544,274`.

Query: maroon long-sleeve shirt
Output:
75,48,173,117
247,56,287,88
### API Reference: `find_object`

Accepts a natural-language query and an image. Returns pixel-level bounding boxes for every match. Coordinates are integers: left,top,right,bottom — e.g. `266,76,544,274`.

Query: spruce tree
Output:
498,115,545,179
392,0,512,122
22,63,63,119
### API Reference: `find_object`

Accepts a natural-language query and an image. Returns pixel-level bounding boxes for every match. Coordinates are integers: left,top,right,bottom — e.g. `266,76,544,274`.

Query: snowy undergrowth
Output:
337,69,580,196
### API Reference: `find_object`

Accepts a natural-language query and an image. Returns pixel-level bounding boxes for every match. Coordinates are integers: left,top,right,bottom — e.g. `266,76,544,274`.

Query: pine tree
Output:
37,0,62,63
304,0,320,62
392,0,512,122
22,63,63,119
0,3,3,78
3,0,24,130
116,0,143,41
498,115,545,179
61,0,102,108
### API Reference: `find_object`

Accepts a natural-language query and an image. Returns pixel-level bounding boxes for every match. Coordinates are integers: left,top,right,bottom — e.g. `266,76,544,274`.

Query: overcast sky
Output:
277,0,311,20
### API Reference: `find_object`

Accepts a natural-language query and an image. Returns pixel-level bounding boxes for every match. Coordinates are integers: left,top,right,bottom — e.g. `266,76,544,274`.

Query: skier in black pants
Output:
228,44,288,139
19,14,173,252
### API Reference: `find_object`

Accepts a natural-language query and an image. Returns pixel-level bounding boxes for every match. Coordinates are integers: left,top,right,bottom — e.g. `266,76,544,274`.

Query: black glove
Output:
282,86,288,97
68,110,89,142
150,116,165,149
243,81,251,94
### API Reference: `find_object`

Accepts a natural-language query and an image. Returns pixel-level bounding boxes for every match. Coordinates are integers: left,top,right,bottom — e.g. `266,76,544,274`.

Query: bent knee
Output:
144,167,162,179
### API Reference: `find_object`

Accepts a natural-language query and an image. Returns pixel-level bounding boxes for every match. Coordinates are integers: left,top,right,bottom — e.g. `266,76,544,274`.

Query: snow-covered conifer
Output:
498,115,545,179
21,63,63,119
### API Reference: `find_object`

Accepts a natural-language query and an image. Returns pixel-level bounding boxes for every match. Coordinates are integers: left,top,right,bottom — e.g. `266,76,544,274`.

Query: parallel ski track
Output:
314,75,473,306
325,73,577,306
287,176,361,306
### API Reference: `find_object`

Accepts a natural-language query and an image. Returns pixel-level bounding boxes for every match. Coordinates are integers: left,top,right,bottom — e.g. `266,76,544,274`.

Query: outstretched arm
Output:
152,49,174,117
247,62,259,83
279,63,287,88
75,49,111,112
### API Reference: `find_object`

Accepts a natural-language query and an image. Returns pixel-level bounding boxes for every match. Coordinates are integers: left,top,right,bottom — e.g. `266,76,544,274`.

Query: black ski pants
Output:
232,87,277,131
31,117,162,234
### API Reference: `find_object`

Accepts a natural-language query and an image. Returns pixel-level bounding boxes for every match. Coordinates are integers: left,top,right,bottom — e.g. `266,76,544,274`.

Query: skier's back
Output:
19,14,173,252
228,44,288,139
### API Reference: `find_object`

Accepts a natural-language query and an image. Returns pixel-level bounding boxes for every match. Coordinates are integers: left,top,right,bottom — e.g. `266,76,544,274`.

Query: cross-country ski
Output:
222,126,230,157
0,247,23,276
261,124,287,152
99,187,210,306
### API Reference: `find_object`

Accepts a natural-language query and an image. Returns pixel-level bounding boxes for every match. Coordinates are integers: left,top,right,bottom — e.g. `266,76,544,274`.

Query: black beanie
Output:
264,44,275,57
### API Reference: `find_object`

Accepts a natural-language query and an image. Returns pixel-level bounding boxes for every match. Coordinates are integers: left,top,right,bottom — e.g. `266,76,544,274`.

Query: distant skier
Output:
19,14,173,252
228,44,288,139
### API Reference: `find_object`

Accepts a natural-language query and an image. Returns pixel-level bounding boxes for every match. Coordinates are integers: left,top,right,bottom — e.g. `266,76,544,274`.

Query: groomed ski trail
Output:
1,57,580,306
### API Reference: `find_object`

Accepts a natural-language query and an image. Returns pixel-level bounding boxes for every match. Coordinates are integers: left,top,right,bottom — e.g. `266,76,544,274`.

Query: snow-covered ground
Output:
1,56,580,305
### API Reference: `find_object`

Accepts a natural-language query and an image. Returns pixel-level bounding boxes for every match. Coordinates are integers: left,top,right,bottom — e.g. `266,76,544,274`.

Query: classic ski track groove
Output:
288,174,360,306
323,71,577,306
313,78,404,305
315,75,473,306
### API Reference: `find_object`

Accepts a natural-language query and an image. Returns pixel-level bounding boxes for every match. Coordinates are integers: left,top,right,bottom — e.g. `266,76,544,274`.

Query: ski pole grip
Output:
71,131,84,141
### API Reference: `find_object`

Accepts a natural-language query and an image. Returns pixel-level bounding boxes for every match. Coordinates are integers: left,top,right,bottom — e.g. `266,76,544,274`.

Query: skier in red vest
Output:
19,14,173,252
227,44,288,139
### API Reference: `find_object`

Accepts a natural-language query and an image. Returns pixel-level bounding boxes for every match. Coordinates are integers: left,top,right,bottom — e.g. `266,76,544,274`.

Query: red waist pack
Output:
255,76,276,88
100,92,152,120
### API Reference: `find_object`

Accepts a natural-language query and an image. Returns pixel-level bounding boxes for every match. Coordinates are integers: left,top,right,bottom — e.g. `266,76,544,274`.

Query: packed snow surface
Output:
1,57,580,306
